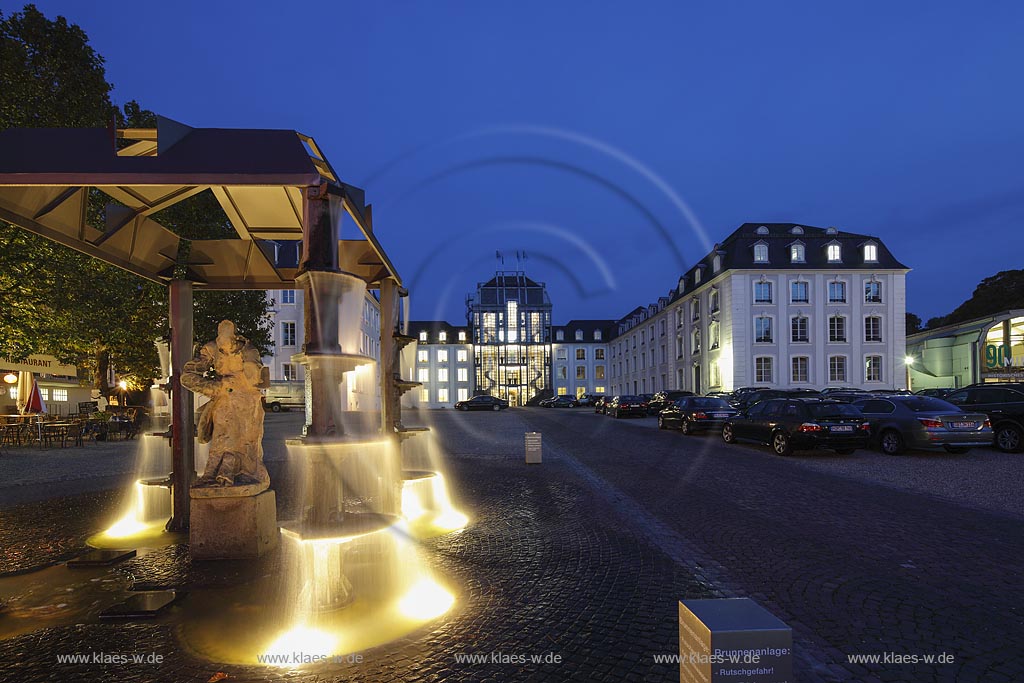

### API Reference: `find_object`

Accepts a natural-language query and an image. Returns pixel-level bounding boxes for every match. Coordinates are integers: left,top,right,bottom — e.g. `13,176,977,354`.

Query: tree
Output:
926,269,1024,329
0,5,274,393
906,312,922,335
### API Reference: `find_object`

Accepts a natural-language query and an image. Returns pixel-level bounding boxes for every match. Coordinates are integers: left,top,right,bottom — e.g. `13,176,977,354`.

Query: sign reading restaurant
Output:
0,354,78,377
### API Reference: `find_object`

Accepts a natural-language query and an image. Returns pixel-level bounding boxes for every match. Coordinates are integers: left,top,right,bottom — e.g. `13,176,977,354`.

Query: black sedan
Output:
659,396,737,434
722,397,870,455
454,395,509,411
646,390,695,415
606,395,647,418
543,396,579,408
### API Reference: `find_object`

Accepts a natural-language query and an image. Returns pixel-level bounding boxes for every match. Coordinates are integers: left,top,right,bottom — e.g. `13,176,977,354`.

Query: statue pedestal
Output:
189,489,279,559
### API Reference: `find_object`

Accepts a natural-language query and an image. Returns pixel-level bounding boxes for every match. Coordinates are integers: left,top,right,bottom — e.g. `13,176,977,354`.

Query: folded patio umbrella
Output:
24,378,46,414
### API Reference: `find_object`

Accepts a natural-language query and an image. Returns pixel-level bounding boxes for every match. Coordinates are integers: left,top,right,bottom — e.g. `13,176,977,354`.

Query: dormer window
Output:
677,276,685,294
826,226,838,235
694,269,702,285
594,330,602,341
458,331,466,342
756,225,770,235
790,226,804,235
556,330,564,341
575,329,583,341
439,331,447,342
754,242,769,263
790,242,805,263
863,243,878,262
827,243,842,262
418,331,427,342
712,254,722,272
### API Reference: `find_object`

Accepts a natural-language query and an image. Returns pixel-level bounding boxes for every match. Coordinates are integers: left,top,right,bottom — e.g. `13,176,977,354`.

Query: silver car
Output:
852,395,992,455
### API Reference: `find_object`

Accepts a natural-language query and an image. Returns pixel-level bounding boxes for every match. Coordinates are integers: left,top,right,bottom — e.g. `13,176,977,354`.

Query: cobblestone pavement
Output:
1,408,1021,682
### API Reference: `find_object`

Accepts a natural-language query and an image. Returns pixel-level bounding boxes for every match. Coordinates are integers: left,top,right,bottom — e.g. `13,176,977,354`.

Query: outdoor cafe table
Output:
41,421,77,447
2,414,44,444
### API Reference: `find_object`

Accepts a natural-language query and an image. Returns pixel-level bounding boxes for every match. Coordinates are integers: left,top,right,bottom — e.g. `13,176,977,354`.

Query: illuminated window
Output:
506,300,518,342
281,289,295,304
282,321,296,346
576,366,586,379
595,386,605,394
419,331,427,342
790,243,805,263
595,348,605,360
710,362,720,387
418,350,428,362
53,388,68,402
754,243,769,263
9,387,17,399
864,244,878,262
827,243,842,262
458,331,466,342
437,349,448,363
40,388,49,400
710,289,720,312
457,349,468,362
457,388,468,401
439,331,447,342
417,368,429,382
576,348,586,360
596,365,605,380
710,321,720,349
438,368,449,382
419,389,429,402
282,363,297,381
594,330,602,341
557,387,567,395
865,355,883,382
438,388,449,403
457,368,468,382
575,329,583,341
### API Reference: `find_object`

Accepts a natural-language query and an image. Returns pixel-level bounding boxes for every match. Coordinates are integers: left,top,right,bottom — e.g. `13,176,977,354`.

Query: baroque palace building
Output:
270,222,909,407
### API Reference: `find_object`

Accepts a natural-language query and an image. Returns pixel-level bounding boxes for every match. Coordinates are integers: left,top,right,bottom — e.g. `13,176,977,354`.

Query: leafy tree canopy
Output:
0,4,274,391
926,269,1024,329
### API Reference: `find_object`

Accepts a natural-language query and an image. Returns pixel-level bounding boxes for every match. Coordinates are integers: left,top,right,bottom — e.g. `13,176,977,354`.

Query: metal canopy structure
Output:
0,117,401,289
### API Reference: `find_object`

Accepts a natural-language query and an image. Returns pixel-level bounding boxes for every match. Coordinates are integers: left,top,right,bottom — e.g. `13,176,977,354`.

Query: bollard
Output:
525,431,542,463
678,598,792,683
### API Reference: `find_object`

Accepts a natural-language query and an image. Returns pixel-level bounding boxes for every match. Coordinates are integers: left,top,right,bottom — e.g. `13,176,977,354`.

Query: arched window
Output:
790,243,805,263
754,243,769,263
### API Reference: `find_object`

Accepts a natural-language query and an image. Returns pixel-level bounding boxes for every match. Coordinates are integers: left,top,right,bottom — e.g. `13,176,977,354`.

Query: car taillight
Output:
918,418,943,428
859,422,871,431
693,411,707,419
798,423,823,432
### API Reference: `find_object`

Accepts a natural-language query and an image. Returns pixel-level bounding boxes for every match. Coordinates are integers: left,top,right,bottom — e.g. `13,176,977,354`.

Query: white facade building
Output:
551,321,613,398
407,321,474,409
609,223,909,394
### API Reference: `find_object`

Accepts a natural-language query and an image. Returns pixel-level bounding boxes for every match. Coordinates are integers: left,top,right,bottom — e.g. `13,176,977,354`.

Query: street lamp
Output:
904,356,915,392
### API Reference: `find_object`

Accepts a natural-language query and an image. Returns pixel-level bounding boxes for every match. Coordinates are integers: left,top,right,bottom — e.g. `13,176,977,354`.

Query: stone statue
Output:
182,320,270,494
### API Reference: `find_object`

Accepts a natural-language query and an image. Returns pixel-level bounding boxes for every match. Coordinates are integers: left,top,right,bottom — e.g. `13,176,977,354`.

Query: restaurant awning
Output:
0,117,401,289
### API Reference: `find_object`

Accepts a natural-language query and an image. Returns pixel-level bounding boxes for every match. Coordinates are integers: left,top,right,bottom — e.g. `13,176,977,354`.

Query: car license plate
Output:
712,413,728,418
830,425,854,433
950,421,975,429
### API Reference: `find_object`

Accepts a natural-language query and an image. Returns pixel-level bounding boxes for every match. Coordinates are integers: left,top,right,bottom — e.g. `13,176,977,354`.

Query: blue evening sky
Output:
15,1,1024,324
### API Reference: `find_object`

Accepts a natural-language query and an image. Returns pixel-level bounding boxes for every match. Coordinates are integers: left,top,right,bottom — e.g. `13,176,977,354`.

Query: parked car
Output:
722,398,870,455
825,391,873,403
659,396,738,434
577,393,603,407
943,384,1024,452
606,395,647,418
544,396,578,408
851,395,991,455
869,388,913,395
454,395,509,411
914,388,953,399
646,390,695,415
820,387,862,396
729,388,819,412
593,397,609,414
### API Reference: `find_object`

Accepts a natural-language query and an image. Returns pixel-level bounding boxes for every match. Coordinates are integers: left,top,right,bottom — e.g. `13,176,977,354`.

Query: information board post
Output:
679,598,792,683
525,431,542,464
